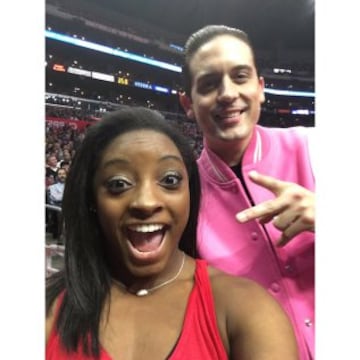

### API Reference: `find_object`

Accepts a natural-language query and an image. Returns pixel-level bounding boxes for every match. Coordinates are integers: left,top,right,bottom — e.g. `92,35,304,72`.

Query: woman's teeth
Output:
128,224,164,233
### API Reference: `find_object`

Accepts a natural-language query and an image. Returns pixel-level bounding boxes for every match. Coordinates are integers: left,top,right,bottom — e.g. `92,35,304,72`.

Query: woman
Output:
46,107,298,359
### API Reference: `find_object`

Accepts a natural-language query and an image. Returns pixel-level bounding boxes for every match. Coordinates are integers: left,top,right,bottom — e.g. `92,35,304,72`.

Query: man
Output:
47,168,67,206
47,167,67,240
179,25,314,359
46,154,59,180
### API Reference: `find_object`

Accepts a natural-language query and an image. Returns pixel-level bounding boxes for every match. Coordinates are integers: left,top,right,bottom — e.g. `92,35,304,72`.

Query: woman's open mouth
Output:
126,224,167,254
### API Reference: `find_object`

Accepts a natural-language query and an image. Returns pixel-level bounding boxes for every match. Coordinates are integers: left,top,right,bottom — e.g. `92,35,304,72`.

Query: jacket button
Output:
304,318,313,327
285,263,294,273
284,263,298,277
251,232,258,241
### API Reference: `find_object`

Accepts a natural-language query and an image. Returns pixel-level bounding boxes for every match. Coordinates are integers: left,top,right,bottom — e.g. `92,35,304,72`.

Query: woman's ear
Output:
178,92,195,120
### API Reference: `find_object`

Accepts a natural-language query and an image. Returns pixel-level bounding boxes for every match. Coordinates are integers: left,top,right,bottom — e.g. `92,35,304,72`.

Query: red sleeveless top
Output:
46,259,228,359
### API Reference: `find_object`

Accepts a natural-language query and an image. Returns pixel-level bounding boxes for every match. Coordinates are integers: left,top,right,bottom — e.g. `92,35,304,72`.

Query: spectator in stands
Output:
47,167,67,240
46,154,59,200
53,141,63,161
59,160,70,173
58,149,72,169
46,107,298,359
46,154,59,179
47,167,67,206
179,25,315,360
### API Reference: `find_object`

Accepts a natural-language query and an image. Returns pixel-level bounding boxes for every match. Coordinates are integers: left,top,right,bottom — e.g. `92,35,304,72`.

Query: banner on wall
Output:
46,117,93,130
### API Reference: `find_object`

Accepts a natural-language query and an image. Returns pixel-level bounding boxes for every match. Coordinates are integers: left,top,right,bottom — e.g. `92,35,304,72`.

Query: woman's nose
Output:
128,183,163,218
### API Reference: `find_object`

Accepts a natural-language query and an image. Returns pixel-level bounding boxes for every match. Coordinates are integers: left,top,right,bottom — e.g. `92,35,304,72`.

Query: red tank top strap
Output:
169,259,228,359
193,259,222,335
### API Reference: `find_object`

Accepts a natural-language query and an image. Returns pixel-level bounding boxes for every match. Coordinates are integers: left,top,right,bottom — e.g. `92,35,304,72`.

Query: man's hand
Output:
236,171,315,247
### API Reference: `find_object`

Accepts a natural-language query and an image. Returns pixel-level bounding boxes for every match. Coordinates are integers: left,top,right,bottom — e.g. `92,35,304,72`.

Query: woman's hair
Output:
182,24,256,94
46,106,201,357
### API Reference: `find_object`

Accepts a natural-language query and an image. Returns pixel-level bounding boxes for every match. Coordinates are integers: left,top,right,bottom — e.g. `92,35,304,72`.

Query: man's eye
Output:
106,178,132,194
197,76,219,93
202,80,215,88
160,173,183,188
199,81,216,93
235,73,248,82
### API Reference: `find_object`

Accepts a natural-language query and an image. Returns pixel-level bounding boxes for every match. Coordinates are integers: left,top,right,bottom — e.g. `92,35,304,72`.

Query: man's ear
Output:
258,76,266,104
178,92,195,119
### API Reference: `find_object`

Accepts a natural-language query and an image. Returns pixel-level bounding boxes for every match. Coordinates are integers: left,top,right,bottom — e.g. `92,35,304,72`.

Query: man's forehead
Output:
191,36,253,65
198,34,251,53
190,40,255,75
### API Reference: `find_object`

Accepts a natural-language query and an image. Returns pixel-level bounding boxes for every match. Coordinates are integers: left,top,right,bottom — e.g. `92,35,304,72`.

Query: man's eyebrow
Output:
197,64,253,79
235,64,253,71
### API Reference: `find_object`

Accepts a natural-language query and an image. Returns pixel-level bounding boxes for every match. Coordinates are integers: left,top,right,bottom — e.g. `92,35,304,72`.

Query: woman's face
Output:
94,130,190,279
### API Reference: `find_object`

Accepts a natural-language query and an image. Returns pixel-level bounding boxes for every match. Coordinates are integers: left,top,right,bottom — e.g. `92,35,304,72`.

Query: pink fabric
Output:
46,260,228,359
197,125,315,360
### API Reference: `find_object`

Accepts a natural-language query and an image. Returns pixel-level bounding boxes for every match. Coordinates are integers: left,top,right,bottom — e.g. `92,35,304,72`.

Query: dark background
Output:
45,0,316,130
86,0,315,53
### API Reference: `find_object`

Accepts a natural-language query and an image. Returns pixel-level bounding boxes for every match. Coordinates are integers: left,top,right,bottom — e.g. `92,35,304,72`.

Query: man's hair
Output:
46,106,201,357
60,160,70,168
182,25,256,95
56,167,67,175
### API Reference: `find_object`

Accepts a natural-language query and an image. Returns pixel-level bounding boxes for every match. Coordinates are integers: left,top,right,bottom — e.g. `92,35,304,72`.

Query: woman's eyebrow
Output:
102,158,129,169
159,155,183,164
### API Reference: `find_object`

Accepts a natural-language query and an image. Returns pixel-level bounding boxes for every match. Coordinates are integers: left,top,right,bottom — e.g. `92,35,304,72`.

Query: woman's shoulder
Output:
206,264,280,318
46,293,62,343
207,265,299,358
208,265,266,297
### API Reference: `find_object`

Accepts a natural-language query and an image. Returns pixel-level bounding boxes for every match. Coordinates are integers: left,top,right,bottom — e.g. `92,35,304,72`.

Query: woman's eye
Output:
160,173,183,188
106,178,132,194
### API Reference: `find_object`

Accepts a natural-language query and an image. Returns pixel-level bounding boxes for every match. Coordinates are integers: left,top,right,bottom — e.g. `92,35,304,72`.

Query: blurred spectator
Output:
47,167,67,241
60,160,71,173
47,168,67,206
46,154,59,180
58,149,72,168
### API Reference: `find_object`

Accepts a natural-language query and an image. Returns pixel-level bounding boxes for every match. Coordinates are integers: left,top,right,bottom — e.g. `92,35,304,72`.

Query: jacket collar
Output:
198,125,269,183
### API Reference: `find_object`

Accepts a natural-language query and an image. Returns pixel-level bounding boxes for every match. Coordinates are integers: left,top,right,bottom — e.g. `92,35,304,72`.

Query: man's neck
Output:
207,137,251,167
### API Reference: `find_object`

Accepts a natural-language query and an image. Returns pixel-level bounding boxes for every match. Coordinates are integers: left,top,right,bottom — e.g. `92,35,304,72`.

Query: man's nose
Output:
217,76,238,103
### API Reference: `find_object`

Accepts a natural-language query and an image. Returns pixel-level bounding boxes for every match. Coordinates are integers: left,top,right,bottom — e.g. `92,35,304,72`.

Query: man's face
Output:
185,35,265,151
57,169,67,183
48,156,58,167
63,151,71,162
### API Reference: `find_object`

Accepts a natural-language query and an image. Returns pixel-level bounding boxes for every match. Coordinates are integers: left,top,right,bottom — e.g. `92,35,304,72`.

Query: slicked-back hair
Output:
46,106,201,357
182,24,257,95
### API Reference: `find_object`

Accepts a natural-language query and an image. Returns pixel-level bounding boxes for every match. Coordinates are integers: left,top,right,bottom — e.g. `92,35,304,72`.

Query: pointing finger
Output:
248,171,288,195
236,199,285,223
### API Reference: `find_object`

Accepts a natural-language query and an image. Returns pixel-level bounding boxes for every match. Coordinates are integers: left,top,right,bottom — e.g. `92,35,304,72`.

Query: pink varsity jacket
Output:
197,125,315,360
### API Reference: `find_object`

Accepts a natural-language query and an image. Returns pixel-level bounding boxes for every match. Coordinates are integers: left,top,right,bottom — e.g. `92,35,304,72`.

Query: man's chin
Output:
217,128,249,142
